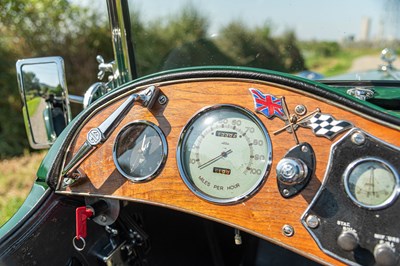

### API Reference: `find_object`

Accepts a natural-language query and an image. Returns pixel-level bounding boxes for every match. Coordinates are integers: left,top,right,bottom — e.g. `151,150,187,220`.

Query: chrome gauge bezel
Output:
177,104,272,205
113,120,168,182
343,157,399,210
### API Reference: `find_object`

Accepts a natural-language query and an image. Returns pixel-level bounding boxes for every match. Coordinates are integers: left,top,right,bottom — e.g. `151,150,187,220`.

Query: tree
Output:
0,0,112,158
217,21,305,72
131,4,211,75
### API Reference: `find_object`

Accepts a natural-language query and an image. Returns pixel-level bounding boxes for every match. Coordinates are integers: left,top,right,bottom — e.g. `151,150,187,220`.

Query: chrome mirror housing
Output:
16,57,71,149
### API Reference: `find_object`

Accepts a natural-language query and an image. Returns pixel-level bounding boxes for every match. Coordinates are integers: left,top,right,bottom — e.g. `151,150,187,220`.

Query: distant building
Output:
360,17,371,41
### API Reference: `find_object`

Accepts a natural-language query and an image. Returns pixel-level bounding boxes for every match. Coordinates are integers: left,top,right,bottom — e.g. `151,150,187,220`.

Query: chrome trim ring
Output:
176,104,272,205
113,120,168,182
343,157,399,210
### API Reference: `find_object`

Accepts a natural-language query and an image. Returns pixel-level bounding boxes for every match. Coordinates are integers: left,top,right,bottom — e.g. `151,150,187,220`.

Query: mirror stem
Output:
69,95,84,104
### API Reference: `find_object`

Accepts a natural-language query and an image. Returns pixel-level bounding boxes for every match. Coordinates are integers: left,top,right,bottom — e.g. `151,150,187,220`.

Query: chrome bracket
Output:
346,87,374,101
83,82,108,109
62,86,159,182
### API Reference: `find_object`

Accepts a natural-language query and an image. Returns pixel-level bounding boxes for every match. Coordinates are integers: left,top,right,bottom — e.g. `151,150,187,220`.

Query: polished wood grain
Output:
57,79,400,265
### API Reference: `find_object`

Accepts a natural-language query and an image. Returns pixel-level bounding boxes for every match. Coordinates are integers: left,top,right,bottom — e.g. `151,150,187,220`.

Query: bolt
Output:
100,215,107,223
351,131,365,145
282,189,290,196
301,145,308,153
282,224,294,237
295,105,307,116
306,215,320,229
158,95,167,105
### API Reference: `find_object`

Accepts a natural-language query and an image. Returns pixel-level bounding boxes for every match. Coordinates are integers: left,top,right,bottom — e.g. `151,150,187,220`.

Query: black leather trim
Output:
47,69,400,188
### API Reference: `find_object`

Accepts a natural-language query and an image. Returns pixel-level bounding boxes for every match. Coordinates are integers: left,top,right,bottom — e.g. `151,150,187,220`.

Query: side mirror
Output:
16,57,71,149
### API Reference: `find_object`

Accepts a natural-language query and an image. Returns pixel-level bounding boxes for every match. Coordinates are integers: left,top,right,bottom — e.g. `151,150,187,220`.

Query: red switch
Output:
75,206,93,240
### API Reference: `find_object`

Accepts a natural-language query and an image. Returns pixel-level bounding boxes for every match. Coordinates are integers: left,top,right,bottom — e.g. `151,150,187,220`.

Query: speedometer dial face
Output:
177,105,272,204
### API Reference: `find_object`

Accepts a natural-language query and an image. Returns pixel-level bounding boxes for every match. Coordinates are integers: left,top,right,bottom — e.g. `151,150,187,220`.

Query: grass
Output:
0,152,46,226
302,45,380,77
26,97,41,117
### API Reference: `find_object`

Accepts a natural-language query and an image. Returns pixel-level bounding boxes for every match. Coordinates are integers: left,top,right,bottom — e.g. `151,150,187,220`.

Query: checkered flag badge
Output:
298,112,353,139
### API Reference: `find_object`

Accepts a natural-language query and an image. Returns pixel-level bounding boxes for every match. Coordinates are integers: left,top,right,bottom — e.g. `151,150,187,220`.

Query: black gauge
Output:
113,121,167,182
177,104,272,204
344,157,399,209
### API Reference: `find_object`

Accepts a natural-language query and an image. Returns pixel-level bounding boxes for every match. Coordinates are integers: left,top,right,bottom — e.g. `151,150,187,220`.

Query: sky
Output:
77,0,396,41
130,0,393,41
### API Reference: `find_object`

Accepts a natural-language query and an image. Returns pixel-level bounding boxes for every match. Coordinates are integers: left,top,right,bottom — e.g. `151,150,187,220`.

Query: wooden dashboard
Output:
55,71,400,265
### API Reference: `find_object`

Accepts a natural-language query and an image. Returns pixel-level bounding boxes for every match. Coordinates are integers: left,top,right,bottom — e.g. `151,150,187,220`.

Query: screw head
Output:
351,131,365,145
158,95,167,105
306,215,320,229
100,215,107,222
282,189,290,196
301,145,308,153
294,105,307,116
282,224,295,237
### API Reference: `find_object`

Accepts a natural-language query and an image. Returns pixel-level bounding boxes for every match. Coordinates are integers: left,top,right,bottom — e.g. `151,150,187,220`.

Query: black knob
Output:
337,231,359,251
374,243,398,266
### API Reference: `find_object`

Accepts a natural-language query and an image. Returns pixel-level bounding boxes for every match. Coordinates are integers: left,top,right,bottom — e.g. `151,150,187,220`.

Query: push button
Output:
337,231,359,251
374,243,398,266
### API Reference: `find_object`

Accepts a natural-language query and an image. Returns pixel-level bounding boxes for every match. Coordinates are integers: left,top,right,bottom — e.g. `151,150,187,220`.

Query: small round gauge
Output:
113,121,167,182
177,104,272,204
344,158,399,209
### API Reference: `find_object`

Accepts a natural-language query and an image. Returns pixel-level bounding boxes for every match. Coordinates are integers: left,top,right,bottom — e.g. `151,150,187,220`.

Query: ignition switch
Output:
73,199,115,251
277,158,308,184
73,206,93,251
276,142,315,198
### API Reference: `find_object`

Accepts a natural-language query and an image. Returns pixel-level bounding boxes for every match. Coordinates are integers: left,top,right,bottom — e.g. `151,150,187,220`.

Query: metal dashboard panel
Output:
302,128,400,265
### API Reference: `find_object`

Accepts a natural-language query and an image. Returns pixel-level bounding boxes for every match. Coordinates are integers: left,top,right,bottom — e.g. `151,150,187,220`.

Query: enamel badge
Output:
298,112,353,140
249,88,287,121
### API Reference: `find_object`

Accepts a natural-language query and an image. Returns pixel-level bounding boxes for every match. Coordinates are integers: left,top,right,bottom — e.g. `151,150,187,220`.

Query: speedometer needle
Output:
198,149,233,170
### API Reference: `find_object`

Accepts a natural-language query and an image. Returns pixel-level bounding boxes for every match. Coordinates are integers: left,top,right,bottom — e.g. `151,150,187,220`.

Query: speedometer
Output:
177,104,272,204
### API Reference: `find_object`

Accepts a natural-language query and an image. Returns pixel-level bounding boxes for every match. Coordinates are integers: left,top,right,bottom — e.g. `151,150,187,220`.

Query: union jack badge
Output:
298,112,353,139
249,88,287,121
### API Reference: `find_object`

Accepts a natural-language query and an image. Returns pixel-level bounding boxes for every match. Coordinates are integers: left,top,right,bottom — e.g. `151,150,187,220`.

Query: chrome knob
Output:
374,243,398,266
276,158,308,184
337,231,359,251
381,48,396,65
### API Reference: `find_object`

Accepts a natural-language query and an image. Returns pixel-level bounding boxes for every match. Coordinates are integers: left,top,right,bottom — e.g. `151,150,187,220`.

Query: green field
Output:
300,43,379,77
0,152,45,225
26,97,42,117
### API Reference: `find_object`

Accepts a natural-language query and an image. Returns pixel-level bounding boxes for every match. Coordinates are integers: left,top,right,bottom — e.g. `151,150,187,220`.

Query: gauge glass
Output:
177,105,272,204
113,121,167,182
344,158,399,209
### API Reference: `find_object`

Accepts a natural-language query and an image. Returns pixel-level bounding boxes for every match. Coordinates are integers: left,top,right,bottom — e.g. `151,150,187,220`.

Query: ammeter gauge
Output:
344,157,399,209
177,104,272,204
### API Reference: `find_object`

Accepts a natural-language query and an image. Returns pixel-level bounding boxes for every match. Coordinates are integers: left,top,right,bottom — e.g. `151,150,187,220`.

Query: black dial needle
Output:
368,166,376,196
198,149,233,170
